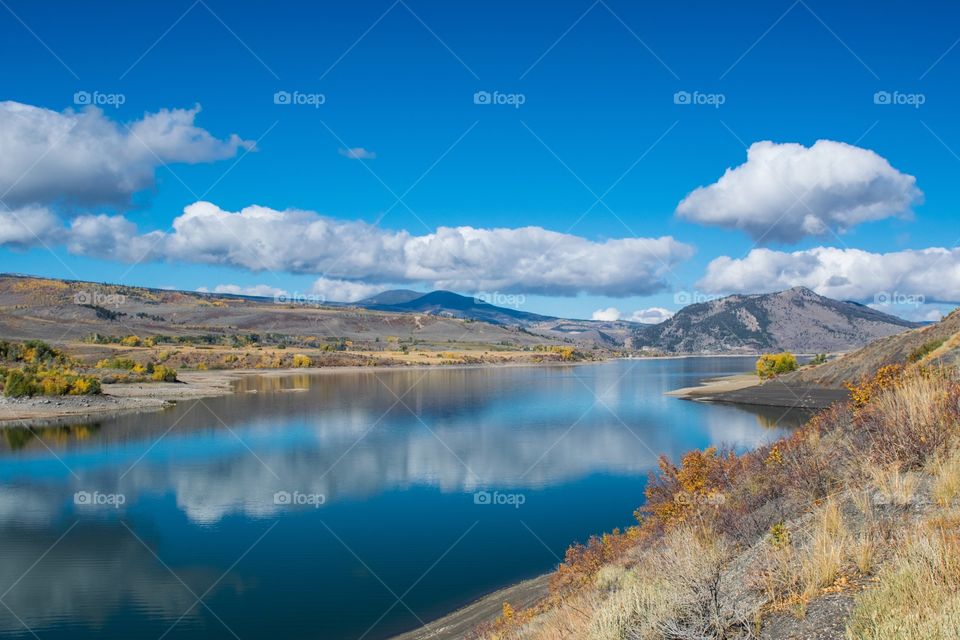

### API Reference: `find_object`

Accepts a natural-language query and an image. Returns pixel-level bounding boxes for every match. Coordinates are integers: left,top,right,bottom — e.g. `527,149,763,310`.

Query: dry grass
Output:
865,463,920,506
856,370,960,469
800,498,850,597
931,448,960,507
846,523,960,639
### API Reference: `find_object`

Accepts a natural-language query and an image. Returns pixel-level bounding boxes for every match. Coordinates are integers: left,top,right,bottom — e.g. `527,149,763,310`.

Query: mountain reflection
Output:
0,362,805,526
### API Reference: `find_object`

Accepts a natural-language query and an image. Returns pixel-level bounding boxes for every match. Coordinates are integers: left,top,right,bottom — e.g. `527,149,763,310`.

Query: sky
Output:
1,0,959,322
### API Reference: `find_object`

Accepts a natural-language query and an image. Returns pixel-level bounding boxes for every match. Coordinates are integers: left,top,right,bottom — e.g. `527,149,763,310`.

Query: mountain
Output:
361,290,557,326
634,287,920,354
356,290,424,306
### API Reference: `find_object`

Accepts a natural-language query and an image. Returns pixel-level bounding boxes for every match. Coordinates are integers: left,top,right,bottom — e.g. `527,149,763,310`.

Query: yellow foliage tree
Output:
292,354,312,368
756,352,798,379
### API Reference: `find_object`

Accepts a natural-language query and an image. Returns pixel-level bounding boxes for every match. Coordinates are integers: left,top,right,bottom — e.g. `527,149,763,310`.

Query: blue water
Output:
0,358,808,639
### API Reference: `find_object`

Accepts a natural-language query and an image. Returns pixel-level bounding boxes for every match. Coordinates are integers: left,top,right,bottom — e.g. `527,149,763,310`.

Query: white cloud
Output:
0,101,253,209
46,201,693,297
591,307,621,321
338,147,376,160
699,246,960,304
676,140,921,243
206,284,287,298
629,307,674,324
0,206,63,248
310,278,385,303
590,306,675,324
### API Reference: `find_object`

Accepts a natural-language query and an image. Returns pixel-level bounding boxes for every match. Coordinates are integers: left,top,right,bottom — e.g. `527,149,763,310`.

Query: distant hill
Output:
360,290,558,326
635,287,919,354
0,275,929,356
356,290,423,306
0,275,562,349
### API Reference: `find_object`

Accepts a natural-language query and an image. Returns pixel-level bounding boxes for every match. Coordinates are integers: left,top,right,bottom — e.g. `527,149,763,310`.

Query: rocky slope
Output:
635,287,919,354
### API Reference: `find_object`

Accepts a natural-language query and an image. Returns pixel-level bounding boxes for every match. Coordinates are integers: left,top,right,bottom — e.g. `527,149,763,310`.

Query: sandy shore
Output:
391,574,551,640
665,373,762,399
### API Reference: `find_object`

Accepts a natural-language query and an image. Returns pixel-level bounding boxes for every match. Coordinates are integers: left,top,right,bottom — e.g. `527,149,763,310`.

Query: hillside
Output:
0,275,561,350
362,290,556,325
786,306,960,386
635,286,918,353
462,364,960,640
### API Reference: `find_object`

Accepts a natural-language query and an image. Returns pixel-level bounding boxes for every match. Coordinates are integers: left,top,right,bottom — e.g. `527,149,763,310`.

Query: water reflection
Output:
0,358,812,640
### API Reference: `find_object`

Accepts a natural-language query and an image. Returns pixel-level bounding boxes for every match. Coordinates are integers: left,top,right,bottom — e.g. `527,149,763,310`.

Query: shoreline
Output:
390,574,551,640
0,359,605,426
667,371,850,409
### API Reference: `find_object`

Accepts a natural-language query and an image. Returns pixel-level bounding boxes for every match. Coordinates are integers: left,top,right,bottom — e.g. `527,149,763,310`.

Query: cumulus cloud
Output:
309,278,385,302
44,201,693,297
203,284,288,298
0,101,253,209
629,307,674,324
676,140,922,243
591,307,621,321
591,306,675,324
0,206,63,248
699,246,960,304
338,147,376,160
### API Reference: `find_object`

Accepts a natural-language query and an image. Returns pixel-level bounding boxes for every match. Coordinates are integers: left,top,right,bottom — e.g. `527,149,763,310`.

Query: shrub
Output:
4,369,33,397
756,352,799,378
292,354,312,368
151,365,178,382
120,335,142,347
908,338,947,363
95,357,137,370
845,364,903,409
2,366,101,397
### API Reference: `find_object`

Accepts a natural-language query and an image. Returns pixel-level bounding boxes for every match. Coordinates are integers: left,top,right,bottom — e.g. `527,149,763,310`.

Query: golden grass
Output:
865,463,919,506
931,448,960,507
799,498,851,598
847,524,960,639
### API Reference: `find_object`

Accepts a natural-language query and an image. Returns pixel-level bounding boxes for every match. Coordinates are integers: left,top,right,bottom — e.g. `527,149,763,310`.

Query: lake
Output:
0,357,811,640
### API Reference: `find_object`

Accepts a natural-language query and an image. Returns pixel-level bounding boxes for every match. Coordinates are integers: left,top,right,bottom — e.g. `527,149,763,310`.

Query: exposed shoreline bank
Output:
391,574,551,640
667,372,850,409
0,359,605,426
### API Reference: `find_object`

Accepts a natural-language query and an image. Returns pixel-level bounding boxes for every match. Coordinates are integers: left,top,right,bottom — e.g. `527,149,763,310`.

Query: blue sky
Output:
1,0,959,321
